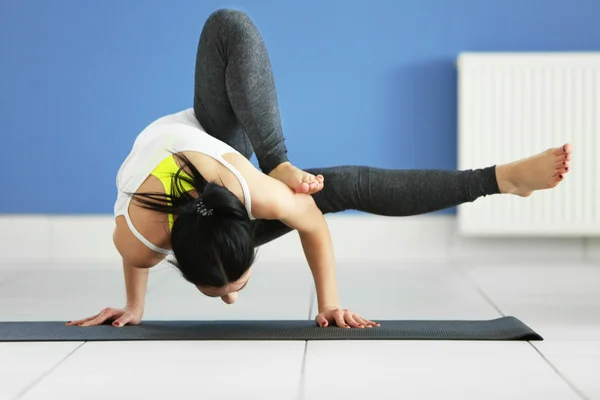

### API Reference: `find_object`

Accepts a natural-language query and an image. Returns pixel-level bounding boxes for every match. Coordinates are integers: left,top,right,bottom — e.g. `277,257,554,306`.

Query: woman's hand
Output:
316,307,380,328
66,306,143,328
268,162,324,195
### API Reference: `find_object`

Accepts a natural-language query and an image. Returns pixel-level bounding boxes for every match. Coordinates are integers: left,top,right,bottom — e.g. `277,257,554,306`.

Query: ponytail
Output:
129,153,256,287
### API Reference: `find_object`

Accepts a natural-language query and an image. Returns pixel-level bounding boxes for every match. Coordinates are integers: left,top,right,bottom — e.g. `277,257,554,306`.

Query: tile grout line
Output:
449,261,590,400
296,286,315,400
528,343,591,400
296,342,308,400
11,341,87,400
447,261,506,317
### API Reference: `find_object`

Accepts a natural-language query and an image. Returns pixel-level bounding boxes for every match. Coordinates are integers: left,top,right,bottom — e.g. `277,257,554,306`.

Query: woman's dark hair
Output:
129,153,256,288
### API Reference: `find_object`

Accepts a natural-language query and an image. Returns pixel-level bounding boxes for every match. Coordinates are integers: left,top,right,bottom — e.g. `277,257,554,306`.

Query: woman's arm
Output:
112,221,158,314
230,154,340,312
66,258,148,327
66,225,154,328
269,188,341,312
122,260,149,315
292,204,341,312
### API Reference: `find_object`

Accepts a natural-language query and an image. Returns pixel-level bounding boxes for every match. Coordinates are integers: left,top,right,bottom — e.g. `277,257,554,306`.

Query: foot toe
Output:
553,144,573,157
545,176,561,188
306,184,324,195
303,173,317,184
296,182,310,193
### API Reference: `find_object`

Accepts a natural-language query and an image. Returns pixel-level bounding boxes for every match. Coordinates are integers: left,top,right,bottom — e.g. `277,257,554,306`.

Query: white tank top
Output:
114,108,255,255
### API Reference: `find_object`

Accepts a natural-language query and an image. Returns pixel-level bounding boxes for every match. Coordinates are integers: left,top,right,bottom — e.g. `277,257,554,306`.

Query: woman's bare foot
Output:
268,162,324,194
496,144,573,197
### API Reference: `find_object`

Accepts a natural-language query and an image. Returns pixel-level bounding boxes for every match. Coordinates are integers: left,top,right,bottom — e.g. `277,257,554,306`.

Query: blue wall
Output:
1,0,599,214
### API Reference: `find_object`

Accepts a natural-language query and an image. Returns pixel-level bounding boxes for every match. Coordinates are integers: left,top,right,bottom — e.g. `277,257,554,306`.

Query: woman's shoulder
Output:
182,151,248,202
113,215,168,269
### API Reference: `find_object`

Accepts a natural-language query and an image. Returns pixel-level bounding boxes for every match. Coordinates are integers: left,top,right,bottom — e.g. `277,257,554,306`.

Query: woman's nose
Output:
221,292,238,304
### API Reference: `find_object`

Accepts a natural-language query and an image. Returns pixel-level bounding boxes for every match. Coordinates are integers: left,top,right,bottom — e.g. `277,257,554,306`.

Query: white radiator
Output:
457,53,600,237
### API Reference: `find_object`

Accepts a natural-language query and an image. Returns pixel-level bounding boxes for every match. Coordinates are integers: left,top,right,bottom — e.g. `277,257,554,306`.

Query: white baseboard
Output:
0,215,596,269
0,215,120,263
587,238,600,261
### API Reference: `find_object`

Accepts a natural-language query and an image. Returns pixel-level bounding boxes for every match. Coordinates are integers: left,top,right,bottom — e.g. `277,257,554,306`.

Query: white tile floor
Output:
1,259,599,400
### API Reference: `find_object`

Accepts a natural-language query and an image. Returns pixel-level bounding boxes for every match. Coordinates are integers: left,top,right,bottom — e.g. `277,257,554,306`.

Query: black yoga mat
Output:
0,317,541,341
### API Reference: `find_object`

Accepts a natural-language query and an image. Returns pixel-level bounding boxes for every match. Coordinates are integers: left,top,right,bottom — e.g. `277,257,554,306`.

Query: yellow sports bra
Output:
150,155,195,231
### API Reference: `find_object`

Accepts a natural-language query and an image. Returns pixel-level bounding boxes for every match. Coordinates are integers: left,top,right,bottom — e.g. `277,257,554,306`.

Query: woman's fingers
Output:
67,307,142,328
344,312,363,328
66,313,101,326
359,316,380,327
344,311,380,328
333,309,350,328
315,314,329,328
79,308,118,327
113,312,134,327
355,316,373,327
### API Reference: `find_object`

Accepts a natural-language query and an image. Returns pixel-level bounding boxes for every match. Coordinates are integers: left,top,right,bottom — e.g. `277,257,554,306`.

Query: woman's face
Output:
196,268,252,304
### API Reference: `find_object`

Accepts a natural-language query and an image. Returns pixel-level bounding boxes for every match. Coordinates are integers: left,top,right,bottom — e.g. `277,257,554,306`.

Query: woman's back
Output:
112,109,254,268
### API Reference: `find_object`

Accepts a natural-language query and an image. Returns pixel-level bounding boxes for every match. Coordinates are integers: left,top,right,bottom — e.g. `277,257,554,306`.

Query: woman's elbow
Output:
271,193,321,228
291,194,324,232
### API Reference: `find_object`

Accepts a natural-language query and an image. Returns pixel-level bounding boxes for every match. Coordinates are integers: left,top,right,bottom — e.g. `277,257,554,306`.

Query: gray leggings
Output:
193,9,500,247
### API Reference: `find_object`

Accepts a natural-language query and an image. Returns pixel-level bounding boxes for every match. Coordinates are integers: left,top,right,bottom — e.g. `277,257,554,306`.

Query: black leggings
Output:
192,9,500,247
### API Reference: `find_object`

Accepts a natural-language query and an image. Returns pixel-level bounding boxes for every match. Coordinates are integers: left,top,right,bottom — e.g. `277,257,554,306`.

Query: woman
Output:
68,9,572,330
